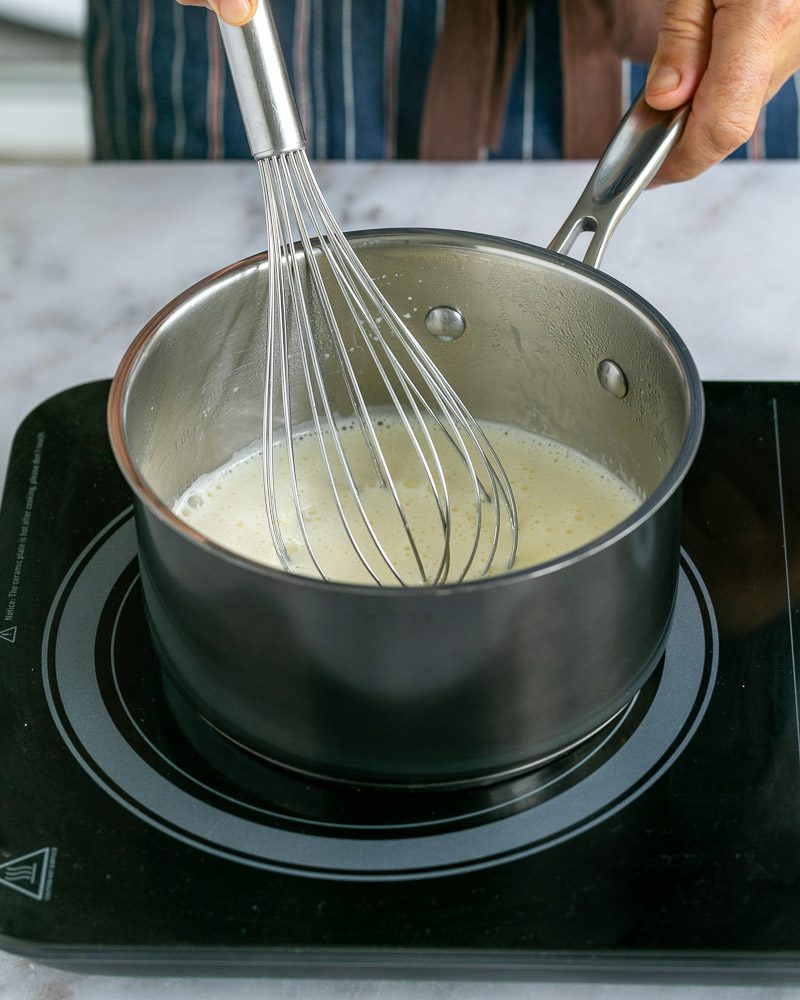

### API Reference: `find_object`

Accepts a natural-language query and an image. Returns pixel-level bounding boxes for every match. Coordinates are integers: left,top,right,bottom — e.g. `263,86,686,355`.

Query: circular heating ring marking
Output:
43,511,718,882
111,571,641,833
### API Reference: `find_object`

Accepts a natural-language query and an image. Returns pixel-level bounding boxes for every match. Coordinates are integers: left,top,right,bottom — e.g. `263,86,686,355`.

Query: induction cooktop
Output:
0,380,798,982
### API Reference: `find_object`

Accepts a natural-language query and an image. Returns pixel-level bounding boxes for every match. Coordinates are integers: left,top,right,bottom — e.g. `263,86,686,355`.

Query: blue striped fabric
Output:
765,77,800,158
86,0,800,162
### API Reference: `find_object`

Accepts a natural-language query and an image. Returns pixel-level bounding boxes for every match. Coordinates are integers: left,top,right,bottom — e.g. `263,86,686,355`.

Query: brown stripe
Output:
383,0,403,158
559,0,622,159
293,0,312,138
487,0,530,149
607,0,659,63
90,0,111,158
559,0,659,159
136,0,155,159
206,17,224,160
419,0,529,160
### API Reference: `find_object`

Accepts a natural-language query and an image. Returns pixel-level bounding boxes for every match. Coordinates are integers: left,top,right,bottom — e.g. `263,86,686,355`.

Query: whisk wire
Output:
287,154,458,583
261,150,519,585
261,159,332,580
219,2,519,584
291,155,518,574
260,165,294,572
295,156,520,579
266,157,394,583
281,157,435,584
266,154,444,584
261,150,521,584
290,154,495,580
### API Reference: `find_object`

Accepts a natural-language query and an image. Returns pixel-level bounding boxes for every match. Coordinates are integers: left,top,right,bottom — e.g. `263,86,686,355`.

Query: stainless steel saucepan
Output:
108,93,703,786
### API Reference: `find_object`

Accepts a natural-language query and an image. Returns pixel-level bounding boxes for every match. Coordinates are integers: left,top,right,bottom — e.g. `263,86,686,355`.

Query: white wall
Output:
0,11,91,162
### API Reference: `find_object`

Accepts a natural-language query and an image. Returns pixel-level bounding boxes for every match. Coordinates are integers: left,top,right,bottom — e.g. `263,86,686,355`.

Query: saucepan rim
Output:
107,227,705,595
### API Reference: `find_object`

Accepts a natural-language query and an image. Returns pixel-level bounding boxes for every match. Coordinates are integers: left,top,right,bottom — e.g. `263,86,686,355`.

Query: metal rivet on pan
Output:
425,306,466,342
597,359,628,398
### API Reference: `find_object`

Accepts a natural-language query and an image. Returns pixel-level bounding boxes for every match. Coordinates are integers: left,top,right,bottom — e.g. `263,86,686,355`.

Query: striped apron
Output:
86,0,800,161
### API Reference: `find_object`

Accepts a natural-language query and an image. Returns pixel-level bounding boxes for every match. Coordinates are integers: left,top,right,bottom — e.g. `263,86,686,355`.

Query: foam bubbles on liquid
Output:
174,417,642,585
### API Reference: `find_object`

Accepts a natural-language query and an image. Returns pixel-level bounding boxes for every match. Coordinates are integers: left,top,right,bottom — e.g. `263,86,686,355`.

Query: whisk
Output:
218,1,517,586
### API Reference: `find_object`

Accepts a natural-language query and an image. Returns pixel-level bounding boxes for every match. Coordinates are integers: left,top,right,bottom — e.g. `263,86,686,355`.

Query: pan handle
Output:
548,89,689,270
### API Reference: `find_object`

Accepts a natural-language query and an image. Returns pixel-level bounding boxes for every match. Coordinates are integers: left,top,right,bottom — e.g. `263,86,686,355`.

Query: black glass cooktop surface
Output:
0,380,798,981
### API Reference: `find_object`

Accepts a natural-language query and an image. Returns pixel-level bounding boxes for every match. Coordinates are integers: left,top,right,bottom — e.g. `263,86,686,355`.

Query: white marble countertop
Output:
1,160,800,999
2,160,800,492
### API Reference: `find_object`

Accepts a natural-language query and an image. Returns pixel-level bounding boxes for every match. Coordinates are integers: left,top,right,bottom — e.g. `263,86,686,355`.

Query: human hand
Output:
645,0,800,183
177,0,256,27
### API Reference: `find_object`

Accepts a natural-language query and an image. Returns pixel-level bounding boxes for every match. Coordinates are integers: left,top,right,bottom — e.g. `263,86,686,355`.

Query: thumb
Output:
646,0,714,109
210,0,257,26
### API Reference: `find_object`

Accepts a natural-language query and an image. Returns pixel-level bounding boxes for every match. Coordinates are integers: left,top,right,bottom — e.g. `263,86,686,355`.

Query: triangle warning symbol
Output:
0,848,52,901
0,626,16,644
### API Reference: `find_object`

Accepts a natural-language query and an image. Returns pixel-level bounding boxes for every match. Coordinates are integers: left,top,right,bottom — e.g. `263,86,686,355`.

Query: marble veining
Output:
2,161,800,494
2,161,800,485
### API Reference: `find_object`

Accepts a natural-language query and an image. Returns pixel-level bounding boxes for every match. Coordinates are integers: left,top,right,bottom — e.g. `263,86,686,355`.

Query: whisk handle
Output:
217,0,306,159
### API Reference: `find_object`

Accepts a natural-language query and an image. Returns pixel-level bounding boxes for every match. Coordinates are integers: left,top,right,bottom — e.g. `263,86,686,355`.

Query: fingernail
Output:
647,66,681,94
218,0,255,25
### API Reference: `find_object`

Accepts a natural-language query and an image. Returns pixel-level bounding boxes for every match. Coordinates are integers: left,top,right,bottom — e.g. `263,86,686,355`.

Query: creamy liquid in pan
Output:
173,417,642,585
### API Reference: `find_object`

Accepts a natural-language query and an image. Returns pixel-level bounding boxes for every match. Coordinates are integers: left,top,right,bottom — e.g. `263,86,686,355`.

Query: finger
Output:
215,0,257,26
645,0,715,110
654,3,773,182
176,0,256,26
